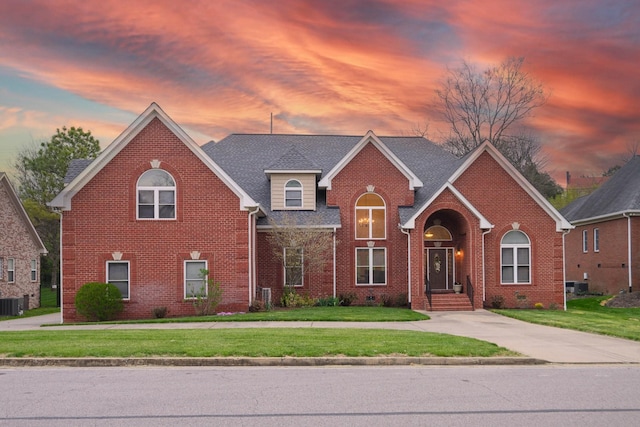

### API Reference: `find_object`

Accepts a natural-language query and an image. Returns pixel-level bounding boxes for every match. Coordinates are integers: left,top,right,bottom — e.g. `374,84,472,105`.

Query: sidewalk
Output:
2,310,640,364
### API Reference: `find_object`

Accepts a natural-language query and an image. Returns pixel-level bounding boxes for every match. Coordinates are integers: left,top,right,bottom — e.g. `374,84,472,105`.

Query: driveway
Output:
2,310,640,364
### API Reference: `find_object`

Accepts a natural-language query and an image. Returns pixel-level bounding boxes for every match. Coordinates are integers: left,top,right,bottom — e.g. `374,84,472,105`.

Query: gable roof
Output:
49,103,259,211
561,155,640,224
446,142,572,232
318,130,423,190
264,146,322,175
0,172,48,254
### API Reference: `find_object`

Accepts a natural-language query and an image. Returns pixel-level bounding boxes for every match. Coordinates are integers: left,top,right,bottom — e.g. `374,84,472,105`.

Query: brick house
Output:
50,103,572,322
0,172,48,309
561,156,640,295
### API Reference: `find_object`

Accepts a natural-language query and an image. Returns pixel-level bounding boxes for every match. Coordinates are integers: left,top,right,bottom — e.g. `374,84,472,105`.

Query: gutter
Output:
623,213,633,293
333,227,337,298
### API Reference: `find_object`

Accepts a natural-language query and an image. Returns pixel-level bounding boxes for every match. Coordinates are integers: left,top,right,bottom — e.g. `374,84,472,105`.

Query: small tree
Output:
266,213,335,299
189,269,223,316
74,282,124,321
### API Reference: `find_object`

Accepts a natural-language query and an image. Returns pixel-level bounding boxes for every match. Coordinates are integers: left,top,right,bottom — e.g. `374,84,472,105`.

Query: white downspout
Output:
562,230,571,310
332,227,337,298
248,207,260,304
624,213,633,293
400,227,411,306
481,228,492,304
58,210,63,324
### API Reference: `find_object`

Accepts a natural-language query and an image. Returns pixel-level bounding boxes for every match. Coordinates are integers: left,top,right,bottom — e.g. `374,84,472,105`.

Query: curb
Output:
0,356,547,367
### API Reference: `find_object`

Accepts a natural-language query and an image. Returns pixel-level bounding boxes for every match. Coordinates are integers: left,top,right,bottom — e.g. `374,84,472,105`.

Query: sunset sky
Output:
0,0,638,185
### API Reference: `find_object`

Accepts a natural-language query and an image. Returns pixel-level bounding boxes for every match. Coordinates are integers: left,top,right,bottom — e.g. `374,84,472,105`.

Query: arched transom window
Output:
137,169,176,219
424,225,453,241
284,179,302,208
501,230,531,284
355,193,385,239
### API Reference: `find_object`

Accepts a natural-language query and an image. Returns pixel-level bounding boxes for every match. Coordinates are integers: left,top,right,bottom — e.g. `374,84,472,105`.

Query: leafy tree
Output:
14,126,101,288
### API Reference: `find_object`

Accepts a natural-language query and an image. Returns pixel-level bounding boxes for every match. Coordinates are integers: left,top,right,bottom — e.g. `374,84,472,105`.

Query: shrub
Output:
338,292,357,306
281,287,315,307
380,294,394,307
189,269,223,316
74,282,124,321
152,306,168,318
317,296,340,306
491,295,505,309
534,302,544,309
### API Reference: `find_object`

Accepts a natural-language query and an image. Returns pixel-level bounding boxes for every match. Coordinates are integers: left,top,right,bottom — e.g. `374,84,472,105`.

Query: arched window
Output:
284,179,302,208
424,225,453,241
501,230,531,284
137,169,176,219
355,193,385,239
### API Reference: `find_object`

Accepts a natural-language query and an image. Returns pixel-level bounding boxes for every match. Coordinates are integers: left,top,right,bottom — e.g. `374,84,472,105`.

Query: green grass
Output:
0,328,513,358
54,306,430,326
40,286,58,308
494,296,640,341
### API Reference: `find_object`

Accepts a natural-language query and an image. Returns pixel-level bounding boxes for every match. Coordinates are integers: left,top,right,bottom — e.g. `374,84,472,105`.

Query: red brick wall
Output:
326,142,413,305
451,151,565,309
61,118,249,322
0,182,42,309
565,216,640,295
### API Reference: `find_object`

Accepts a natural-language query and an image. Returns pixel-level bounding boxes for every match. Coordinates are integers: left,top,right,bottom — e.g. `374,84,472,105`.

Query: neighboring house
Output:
561,156,640,295
50,103,572,322
0,172,48,309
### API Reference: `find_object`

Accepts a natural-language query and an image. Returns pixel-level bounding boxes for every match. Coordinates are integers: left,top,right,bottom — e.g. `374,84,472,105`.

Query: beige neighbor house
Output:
0,172,48,310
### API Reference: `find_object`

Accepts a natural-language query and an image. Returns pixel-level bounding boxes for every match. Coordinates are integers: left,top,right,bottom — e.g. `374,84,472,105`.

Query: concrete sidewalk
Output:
2,310,640,364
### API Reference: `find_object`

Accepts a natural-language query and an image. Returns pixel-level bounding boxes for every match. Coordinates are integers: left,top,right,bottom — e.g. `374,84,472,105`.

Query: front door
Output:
427,248,454,291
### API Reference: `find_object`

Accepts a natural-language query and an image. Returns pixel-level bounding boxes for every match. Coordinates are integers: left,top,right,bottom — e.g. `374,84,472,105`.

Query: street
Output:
1,365,638,426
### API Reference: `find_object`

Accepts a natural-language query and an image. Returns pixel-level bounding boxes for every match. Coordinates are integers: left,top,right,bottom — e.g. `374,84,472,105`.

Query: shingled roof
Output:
561,155,640,223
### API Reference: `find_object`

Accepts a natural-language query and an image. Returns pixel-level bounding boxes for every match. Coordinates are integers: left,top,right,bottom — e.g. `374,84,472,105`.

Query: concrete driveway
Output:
2,310,640,364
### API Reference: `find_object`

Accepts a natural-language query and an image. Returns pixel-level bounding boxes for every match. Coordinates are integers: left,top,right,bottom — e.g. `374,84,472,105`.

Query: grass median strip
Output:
0,328,514,358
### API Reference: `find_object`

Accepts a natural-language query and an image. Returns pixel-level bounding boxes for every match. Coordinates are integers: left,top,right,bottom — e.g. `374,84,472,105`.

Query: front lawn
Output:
0,328,513,358
494,296,640,341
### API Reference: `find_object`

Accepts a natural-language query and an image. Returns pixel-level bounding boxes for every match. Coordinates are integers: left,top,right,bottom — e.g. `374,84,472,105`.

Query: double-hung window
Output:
284,180,302,208
107,261,129,299
30,259,37,282
594,228,600,252
284,247,303,287
7,258,15,283
501,230,531,284
137,169,176,219
185,260,207,298
356,247,386,285
582,230,588,253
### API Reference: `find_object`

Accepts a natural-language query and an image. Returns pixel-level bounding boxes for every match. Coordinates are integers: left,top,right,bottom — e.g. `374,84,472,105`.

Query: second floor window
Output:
284,180,303,208
356,193,386,239
137,169,176,219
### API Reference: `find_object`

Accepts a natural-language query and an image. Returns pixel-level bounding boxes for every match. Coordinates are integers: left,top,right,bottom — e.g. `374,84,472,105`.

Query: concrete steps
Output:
427,292,474,311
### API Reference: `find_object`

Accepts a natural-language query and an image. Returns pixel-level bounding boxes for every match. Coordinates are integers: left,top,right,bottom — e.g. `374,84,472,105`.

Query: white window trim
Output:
355,194,386,240
7,258,15,283
106,260,130,300
593,228,600,253
136,170,176,220
284,179,303,209
30,259,37,282
283,247,304,287
582,229,588,253
184,260,208,299
500,232,531,285
356,247,387,286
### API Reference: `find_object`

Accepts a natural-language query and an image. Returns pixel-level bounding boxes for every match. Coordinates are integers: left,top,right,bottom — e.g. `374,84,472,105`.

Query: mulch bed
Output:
604,292,640,308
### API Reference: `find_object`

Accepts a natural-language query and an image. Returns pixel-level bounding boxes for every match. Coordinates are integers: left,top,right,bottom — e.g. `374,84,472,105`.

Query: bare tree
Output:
436,57,547,156
266,212,335,291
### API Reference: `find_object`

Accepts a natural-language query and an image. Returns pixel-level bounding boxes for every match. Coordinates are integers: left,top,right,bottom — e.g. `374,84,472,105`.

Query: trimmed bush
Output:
74,282,124,321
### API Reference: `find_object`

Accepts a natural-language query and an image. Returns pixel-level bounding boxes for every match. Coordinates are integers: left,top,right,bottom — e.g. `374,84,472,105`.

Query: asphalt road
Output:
1,365,639,426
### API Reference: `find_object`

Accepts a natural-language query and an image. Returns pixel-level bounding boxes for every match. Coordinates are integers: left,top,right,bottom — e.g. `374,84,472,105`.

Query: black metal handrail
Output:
425,279,432,310
466,275,475,311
